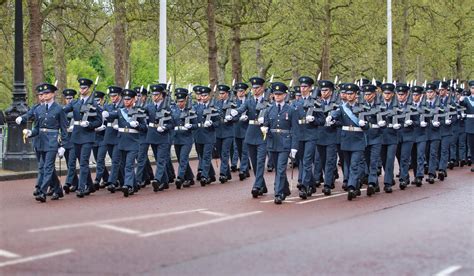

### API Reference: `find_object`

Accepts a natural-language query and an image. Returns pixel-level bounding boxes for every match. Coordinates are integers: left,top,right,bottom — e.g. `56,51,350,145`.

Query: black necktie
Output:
45,104,49,112
278,104,281,113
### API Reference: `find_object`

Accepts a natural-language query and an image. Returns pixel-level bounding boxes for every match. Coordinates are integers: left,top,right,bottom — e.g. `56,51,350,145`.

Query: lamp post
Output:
3,0,37,171
387,0,393,83
159,0,167,83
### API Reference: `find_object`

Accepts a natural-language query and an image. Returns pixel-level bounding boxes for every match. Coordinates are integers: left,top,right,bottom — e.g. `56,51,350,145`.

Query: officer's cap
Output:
36,83,57,94
468,80,474,87
319,80,334,90
293,86,301,96
271,82,288,94
235,83,249,91
217,84,230,93
375,80,382,87
343,83,359,94
298,76,314,86
150,84,166,95
108,86,123,95
134,86,148,96
121,89,137,100
249,77,265,88
62,88,77,97
175,88,188,101
94,91,106,99
396,84,410,94
381,83,395,93
455,87,463,94
425,83,437,91
411,86,424,94
362,84,377,93
200,86,212,95
78,78,93,88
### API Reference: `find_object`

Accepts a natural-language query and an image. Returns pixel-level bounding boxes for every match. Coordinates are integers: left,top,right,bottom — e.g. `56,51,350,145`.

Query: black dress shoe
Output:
46,188,54,196
356,189,361,196
310,186,317,194
467,159,472,166
347,188,356,201
163,183,170,189
251,188,259,198
274,196,282,205
239,172,246,181
460,160,466,167
189,180,195,186
200,178,208,187
231,166,238,172
399,180,407,190
438,171,445,181
330,183,335,189
415,177,423,187
133,185,139,193
151,180,159,192
196,172,202,181
35,193,46,203
323,187,331,196
261,186,268,194
51,193,61,200
267,166,273,172
107,184,116,193
447,161,454,170
367,184,375,196
175,178,183,189
427,174,435,184
314,180,321,188
384,186,392,193
100,182,107,189
375,185,381,193
342,181,348,191
76,191,85,198
299,187,308,200
70,185,77,192
63,185,70,194
121,186,130,197
219,175,227,184
158,182,166,191
209,176,216,183
245,171,250,178
182,180,191,188
33,189,40,197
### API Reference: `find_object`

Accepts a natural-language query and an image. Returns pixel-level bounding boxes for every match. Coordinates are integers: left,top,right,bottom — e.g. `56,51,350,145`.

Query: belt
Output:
174,126,188,131
270,129,290,133
73,121,81,126
369,124,380,129
118,128,139,133
342,126,363,132
466,114,474,118
248,120,259,125
148,123,159,128
388,124,394,128
107,123,113,127
197,123,203,128
39,128,59,133
298,119,307,125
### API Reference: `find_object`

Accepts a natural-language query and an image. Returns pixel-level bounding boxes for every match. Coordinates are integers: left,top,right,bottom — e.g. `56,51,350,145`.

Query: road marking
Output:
0,249,73,268
139,211,263,238
260,196,300,203
434,265,462,276
295,189,366,205
0,249,20,258
95,224,142,235
29,209,207,233
198,210,228,217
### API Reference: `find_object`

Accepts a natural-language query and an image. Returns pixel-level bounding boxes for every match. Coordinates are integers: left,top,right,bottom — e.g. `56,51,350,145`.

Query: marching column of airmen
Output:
16,76,474,204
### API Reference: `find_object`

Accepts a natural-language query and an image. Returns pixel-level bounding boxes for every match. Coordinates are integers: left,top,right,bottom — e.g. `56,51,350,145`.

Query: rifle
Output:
130,86,147,122
358,104,379,121
156,94,172,128
80,77,99,122
256,89,271,123
183,93,197,125
203,97,220,123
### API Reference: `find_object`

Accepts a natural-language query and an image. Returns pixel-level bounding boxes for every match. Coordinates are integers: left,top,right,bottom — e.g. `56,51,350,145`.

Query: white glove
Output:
184,123,193,129
459,96,465,102
306,115,315,122
405,120,413,126
95,125,106,132
257,117,264,124
462,113,467,118
15,116,22,125
80,121,89,127
393,123,401,130
420,121,428,127
358,120,366,127
113,124,119,130
225,115,233,122
67,125,74,132
290,149,298,159
157,126,165,132
325,116,333,123
377,120,386,127
445,119,451,125
230,109,238,117
260,126,268,133
239,115,248,121
432,121,440,127
102,111,109,118
203,120,212,127
58,147,65,158
129,121,139,128
22,129,32,137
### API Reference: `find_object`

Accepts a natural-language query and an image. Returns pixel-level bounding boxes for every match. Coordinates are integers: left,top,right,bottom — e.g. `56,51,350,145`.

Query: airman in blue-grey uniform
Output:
262,82,299,204
330,83,368,200
436,81,453,180
63,78,103,198
459,80,474,173
379,83,398,193
134,86,154,188
61,89,79,193
215,84,239,183
23,83,68,202
360,84,382,195
450,87,467,167
233,83,251,181
424,83,442,183
171,88,197,188
236,77,269,198
91,90,109,190
107,89,147,197
144,84,174,191
102,85,125,192
409,85,427,187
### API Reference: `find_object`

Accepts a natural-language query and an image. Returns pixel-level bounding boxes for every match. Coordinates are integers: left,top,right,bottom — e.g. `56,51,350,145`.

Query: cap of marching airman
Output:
78,78,93,88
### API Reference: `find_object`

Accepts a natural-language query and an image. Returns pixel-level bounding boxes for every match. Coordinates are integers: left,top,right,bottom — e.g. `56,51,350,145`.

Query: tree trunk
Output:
53,0,66,101
27,0,44,88
217,42,229,84
230,0,242,82
291,54,299,84
113,0,126,87
256,39,272,80
320,0,331,80
206,0,218,92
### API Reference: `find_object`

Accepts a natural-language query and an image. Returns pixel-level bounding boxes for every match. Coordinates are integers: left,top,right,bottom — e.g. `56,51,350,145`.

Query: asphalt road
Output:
0,160,472,275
